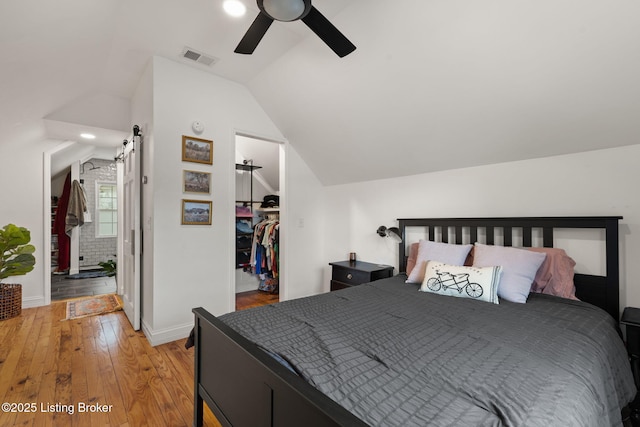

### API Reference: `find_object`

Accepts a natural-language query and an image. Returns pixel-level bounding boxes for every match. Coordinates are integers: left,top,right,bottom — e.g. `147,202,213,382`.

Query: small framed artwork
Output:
183,170,211,194
181,199,212,225
182,135,213,165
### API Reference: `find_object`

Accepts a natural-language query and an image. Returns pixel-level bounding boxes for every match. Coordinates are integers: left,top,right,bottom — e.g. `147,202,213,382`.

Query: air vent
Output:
181,47,218,67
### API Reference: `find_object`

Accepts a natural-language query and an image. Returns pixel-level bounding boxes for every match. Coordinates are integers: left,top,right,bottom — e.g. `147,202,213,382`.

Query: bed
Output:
192,216,636,426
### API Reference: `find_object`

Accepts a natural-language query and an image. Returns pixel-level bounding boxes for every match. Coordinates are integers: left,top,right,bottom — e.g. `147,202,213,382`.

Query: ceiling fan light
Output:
260,0,308,22
223,0,247,17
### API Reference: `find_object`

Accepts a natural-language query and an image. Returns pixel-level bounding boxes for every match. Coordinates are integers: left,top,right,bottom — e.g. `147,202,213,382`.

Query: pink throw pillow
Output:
406,242,419,276
528,247,578,300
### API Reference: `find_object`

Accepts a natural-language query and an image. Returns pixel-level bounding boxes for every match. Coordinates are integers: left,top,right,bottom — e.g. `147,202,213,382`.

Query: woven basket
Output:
0,284,22,320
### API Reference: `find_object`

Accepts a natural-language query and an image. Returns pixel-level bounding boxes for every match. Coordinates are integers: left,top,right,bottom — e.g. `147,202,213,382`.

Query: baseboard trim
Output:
141,319,193,347
22,296,46,309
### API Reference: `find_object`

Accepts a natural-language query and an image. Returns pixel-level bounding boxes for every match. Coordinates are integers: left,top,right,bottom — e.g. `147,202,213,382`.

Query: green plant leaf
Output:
1,224,36,282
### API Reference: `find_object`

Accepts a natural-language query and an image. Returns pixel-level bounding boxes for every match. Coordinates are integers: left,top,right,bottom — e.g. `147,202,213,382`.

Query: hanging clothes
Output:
250,218,279,293
53,173,71,272
65,179,87,236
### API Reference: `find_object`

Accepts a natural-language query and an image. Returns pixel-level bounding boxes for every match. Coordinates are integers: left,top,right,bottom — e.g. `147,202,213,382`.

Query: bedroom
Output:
0,0,639,425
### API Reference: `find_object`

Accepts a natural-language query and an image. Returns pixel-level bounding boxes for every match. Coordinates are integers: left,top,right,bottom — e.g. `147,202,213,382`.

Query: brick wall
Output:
79,159,117,268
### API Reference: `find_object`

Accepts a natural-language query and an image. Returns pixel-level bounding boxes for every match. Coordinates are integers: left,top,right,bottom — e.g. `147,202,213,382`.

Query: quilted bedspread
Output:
219,275,636,426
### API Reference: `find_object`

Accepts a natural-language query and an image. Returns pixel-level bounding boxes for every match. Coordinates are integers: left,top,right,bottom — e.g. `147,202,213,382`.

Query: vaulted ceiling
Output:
2,0,639,185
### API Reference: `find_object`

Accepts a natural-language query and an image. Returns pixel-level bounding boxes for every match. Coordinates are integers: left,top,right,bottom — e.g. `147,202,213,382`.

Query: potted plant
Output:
98,257,116,278
0,224,36,320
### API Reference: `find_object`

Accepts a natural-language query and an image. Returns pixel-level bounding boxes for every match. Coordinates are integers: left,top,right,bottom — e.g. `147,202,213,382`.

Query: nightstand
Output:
621,307,640,387
329,260,394,291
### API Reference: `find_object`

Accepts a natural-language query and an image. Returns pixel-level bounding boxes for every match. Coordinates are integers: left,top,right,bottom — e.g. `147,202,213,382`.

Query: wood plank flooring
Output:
51,274,117,301
235,290,279,310
0,291,278,427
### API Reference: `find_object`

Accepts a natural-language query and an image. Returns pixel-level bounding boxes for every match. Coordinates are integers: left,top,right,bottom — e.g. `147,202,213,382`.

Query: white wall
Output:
135,57,329,344
141,57,290,345
0,135,59,307
323,145,640,312
281,144,327,300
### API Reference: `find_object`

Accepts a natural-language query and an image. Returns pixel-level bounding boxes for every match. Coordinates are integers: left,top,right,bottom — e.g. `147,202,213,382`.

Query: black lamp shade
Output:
377,225,402,243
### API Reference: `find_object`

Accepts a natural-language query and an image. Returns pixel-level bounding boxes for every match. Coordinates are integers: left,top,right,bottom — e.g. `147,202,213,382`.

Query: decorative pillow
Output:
419,261,501,304
464,246,475,266
405,240,473,283
406,242,419,276
472,243,546,304
528,247,578,300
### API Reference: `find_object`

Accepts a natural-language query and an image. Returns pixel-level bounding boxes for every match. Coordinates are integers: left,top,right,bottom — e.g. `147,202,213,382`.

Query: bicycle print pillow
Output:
419,261,502,304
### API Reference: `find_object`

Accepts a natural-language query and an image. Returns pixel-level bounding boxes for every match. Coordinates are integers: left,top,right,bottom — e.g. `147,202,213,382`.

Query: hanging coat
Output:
65,179,87,236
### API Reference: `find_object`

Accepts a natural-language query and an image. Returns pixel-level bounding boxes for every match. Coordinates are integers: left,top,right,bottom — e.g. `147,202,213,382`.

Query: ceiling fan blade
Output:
234,12,274,54
301,7,356,57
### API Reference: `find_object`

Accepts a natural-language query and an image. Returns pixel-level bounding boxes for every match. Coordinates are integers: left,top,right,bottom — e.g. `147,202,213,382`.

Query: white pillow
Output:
405,240,472,283
420,261,501,304
472,243,546,304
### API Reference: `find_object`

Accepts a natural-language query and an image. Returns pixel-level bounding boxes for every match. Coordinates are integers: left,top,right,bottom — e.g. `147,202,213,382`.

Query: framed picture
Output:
181,199,212,225
182,135,213,165
183,170,211,194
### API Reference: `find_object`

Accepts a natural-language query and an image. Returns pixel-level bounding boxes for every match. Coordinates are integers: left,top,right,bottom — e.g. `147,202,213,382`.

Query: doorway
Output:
234,134,283,309
48,145,120,302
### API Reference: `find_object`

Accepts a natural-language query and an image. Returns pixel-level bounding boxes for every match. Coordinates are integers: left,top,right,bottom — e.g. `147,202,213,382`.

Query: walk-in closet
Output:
235,135,282,306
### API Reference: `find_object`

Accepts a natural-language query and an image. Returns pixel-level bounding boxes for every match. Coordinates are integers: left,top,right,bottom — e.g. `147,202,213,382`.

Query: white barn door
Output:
118,136,141,330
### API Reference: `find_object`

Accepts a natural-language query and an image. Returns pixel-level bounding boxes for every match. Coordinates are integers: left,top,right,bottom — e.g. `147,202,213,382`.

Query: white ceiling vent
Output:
181,47,218,66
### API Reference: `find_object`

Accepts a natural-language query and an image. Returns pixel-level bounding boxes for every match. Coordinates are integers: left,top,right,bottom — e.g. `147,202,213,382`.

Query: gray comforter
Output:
220,275,636,426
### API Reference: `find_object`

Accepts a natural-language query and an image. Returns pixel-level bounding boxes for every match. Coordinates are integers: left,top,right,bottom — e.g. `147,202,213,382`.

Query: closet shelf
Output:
235,163,262,171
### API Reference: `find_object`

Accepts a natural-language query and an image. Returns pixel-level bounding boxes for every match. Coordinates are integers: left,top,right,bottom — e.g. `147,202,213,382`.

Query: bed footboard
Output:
193,307,367,427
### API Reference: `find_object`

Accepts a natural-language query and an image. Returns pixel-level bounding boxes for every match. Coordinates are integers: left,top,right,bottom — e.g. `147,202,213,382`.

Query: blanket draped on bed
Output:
220,275,636,427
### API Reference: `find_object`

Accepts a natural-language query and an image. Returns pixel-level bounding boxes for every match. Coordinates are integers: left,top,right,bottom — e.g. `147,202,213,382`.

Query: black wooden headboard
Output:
396,217,622,320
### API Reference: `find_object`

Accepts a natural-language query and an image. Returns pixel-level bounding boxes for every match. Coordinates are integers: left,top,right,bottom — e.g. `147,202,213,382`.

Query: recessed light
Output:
223,0,246,17
80,133,96,140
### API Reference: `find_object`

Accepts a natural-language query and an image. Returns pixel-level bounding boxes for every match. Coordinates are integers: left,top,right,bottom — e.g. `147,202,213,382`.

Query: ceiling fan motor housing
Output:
258,0,312,22
236,0,355,57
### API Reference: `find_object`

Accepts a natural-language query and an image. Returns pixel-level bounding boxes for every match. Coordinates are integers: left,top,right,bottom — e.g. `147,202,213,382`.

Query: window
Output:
97,183,117,237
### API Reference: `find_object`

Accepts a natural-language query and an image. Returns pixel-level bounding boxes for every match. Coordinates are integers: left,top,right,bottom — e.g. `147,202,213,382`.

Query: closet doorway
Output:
234,134,283,310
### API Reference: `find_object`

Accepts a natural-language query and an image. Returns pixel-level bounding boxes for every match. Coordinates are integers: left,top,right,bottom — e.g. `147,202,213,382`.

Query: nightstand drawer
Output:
331,267,370,287
329,260,394,292
622,307,640,356
628,328,640,356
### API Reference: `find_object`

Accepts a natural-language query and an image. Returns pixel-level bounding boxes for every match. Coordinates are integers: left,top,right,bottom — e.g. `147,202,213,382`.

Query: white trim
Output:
69,161,80,275
43,140,76,307
279,141,288,302
141,319,193,347
22,295,46,309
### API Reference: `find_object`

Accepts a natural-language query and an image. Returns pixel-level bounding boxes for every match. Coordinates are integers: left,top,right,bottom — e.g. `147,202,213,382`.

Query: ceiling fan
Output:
234,0,356,58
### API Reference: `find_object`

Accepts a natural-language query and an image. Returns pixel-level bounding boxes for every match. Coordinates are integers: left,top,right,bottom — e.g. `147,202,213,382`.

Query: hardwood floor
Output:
0,290,278,427
0,301,221,427
235,290,279,311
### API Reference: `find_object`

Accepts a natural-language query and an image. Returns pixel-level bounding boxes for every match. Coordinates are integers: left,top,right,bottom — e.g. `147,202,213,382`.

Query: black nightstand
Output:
621,308,640,425
622,307,640,387
329,260,394,291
